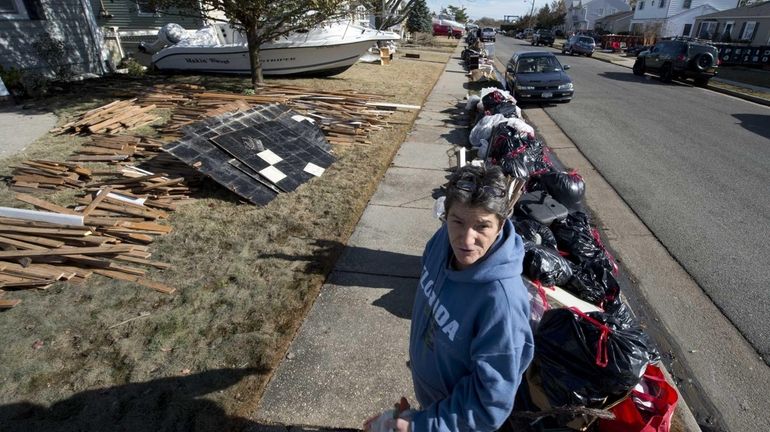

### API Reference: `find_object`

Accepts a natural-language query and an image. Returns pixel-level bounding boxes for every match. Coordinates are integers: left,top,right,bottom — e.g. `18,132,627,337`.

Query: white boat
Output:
142,21,400,77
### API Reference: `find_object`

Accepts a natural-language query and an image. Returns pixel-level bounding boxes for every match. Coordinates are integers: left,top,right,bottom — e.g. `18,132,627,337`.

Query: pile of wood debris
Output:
1,83,419,308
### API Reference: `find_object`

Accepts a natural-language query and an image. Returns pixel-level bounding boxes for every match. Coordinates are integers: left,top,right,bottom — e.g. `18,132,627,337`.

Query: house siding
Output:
694,16,770,44
694,3,770,44
0,0,103,76
631,0,738,37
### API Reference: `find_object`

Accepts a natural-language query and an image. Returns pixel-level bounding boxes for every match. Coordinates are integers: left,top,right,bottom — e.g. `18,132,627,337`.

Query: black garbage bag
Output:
523,246,573,286
488,123,528,162
603,299,661,364
564,259,620,307
534,308,654,408
540,170,586,207
524,144,554,176
513,218,558,250
551,212,604,264
491,100,519,118
501,154,530,180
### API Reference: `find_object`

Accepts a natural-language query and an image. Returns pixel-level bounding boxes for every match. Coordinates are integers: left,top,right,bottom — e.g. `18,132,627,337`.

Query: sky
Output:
426,0,545,21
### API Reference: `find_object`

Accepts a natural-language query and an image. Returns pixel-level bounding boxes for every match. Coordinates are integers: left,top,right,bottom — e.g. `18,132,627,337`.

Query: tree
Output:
550,0,566,27
536,4,552,28
357,0,419,30
447,5,468,23
154,0,347,87
406,0,432,33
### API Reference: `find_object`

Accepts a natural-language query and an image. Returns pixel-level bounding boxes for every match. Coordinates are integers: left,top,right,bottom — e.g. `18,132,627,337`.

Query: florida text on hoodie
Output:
408,219,535,432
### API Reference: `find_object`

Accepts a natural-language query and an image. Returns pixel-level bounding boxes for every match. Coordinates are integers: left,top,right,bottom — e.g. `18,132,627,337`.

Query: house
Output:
629,0,738,38
0,0,106,77
693,1,770,43
565,0,632,32
595,10,635,33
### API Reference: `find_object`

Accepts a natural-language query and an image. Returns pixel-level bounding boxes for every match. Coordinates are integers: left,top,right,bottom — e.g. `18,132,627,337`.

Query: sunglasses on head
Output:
453,179,507,198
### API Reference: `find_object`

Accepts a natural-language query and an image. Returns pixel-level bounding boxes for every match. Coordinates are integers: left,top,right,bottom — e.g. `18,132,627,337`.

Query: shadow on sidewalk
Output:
0,367,283,432
260,242,423,320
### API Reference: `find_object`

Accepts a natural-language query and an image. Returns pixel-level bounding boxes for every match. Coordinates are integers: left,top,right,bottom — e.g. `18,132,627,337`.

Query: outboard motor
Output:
138,23,186,54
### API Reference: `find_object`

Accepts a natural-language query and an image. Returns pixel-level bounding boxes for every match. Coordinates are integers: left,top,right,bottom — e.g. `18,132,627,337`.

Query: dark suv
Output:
633,39,719,86
532,30,554,47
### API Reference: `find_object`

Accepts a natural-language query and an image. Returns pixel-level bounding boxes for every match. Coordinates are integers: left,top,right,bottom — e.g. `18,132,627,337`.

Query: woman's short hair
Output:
445,164,511,221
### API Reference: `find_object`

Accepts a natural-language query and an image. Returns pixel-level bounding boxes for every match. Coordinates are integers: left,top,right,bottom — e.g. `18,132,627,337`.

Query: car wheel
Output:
694,76,710,87
660,63,673,83
632,58,646,76
561,47,566,54
586,52,592,57
550,44,554,47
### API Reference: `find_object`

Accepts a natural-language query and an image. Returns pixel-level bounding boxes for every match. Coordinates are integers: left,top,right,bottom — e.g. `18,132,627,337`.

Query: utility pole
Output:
529,0,536,25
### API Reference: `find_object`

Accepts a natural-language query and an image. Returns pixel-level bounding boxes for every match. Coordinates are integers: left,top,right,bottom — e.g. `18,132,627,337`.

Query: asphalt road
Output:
494,37,770,363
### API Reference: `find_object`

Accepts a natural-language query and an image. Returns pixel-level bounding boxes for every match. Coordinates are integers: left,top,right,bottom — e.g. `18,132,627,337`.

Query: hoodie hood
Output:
440,218,525,284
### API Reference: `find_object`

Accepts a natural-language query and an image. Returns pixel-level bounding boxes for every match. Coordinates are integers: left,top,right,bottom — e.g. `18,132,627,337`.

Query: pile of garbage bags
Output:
462,83,668,431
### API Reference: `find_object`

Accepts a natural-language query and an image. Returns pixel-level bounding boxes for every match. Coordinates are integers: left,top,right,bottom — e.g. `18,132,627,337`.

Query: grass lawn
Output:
0,43,454,431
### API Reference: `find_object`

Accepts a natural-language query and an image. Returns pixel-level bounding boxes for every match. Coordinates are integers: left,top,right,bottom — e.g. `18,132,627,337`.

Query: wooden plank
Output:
0,245,136,258
14,193,79,215
0,279,56,289
0,299,21,309
0,235,47,250
93,269,175,294
0,262,66,280
135,278,176,294
113,254,172,269
65,255,114,268
67,155,129,162
12,175,65,185
0,225,91,236
82,186,113,216
118,221,172,234
0,233,65,248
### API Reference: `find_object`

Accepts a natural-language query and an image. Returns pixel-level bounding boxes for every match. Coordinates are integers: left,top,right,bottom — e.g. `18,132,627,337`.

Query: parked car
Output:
632,38,719,86
562,35,596,56
480,27,496,42
505,51,574,103
515,31,526,39
432,23,462,39
626,44,652,57
532,29,555,47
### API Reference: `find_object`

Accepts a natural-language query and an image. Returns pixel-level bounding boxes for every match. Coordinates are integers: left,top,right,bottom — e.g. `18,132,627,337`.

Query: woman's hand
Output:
362,414,411,432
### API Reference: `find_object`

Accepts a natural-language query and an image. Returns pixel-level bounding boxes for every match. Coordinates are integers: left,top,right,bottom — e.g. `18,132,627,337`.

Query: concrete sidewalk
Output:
253,46,469,429
0,105,57,159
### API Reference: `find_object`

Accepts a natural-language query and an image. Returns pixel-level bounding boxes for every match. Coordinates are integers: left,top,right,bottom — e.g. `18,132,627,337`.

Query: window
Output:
639,1,645,9
698,21,717,39
739,21,757,41
683,23,692,36
650,0,655,7
136,0,158,16
659,0,666,8
683,0,691,9
0,0,28,19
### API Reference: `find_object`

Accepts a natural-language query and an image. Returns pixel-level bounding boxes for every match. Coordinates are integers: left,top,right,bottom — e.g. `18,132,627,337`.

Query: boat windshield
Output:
517,56,562,73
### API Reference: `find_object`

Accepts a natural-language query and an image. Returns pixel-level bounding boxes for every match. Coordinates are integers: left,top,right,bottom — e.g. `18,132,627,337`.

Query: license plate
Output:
541,92,553,98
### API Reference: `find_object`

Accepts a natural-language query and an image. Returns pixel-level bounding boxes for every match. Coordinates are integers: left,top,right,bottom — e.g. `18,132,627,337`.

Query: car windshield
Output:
517,56,562,73
579,37,594,44
483,28,494,32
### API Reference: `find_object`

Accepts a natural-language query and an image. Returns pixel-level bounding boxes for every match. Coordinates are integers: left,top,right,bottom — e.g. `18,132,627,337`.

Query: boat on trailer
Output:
142,21,400,77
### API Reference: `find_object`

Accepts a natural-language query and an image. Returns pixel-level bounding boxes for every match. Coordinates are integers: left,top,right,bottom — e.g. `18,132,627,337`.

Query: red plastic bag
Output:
599,364,678,432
